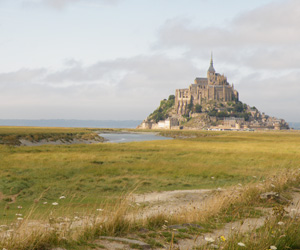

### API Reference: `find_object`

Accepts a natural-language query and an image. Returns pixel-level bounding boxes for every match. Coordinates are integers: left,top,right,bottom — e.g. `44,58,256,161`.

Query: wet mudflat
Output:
99,132,172,143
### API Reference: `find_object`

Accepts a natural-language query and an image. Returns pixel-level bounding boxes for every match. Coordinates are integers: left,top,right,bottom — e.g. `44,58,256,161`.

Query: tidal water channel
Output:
99,132,172,143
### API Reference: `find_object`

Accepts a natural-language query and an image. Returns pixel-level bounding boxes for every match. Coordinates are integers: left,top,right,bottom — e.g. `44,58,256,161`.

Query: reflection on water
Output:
99,133,172,143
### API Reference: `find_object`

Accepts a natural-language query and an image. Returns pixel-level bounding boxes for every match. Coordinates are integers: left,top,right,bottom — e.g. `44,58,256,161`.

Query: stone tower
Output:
207,53,216,85
175,55,239,115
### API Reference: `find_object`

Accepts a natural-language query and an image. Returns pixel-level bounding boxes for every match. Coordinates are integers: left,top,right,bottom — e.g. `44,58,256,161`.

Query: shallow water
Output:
99,133,172,143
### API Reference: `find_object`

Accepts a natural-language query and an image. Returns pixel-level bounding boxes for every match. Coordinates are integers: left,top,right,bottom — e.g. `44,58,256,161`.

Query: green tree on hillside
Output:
149,95,175,122
195,104,202,113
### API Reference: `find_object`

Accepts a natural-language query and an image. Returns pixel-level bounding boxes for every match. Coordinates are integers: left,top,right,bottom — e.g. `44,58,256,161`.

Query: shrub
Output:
195,104,202,113
149,95,175,122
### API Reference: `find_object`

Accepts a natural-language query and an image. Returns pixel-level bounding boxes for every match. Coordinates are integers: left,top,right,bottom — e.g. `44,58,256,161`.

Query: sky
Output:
0,0,299,121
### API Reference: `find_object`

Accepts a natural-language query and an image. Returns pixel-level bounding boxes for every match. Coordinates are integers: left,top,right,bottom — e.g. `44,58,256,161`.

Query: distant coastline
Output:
0,119,142,129
0,119,299,130
288,122,300,130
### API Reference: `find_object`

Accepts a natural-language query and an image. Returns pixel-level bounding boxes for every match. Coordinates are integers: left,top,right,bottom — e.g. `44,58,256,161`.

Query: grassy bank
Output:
0,126,104,145
1,129,300,217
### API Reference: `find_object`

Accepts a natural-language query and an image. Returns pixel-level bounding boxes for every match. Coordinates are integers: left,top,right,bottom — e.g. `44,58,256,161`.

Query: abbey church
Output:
138,55,289,131
175,56,239,115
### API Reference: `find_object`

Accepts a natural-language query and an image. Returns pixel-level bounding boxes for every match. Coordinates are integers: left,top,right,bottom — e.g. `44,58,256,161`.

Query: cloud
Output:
238,71,300,121
0,54,299,121
1,0,299,121
0,55,199,119
0,51,299,121
0,68,47,85
156,0,300,70
23,0,120,9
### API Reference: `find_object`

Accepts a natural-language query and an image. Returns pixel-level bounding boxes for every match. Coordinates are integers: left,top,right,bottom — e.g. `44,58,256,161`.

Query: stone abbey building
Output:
138,55,289,130
175,56,239,115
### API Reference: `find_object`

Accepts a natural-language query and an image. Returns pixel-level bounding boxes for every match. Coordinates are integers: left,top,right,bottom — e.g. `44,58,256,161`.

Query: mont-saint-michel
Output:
138,56,289,131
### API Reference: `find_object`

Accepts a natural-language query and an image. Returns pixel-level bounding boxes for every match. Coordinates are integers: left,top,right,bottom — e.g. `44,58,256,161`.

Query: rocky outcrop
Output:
138,57,289,131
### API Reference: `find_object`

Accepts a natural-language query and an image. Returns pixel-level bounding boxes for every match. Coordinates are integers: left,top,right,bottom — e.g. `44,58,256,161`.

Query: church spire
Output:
208,51,215,73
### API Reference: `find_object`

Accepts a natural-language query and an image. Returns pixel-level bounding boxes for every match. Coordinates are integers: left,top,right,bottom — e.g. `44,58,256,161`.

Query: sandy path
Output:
131,189,213,218
2,189,300,249
175,190,300,249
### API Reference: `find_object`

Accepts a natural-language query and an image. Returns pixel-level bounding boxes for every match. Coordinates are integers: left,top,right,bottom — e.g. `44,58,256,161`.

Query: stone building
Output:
224,117,245,129
137,54,290,131
139,117,179,130
175,56,239,115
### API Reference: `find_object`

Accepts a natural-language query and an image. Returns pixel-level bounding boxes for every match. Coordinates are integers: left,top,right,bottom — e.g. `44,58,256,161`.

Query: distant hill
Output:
138,57,289,131
0,119,142,129
288,122,300,130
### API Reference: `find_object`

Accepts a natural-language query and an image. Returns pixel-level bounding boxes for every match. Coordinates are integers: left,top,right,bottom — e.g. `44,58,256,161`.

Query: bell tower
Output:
207,52,215,85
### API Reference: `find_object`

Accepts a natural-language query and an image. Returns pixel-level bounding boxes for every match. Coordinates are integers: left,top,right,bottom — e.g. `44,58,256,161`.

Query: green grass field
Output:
1,127,300,219
1,127,300,249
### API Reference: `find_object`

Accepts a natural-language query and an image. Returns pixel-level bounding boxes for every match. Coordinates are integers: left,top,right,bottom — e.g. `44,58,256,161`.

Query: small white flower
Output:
164,220,168,223
96,208,103,211
252,176,257,178
17,206,22,209
278,221,284,225
238,242,246,247
136,202,141,206
271,184,275,188
43,202,47,204
59,196,66,199
290,208,297,218
15,214,22,216
204,237,215,243
238,183,242,187
162,225,167,229
270,246,277,250
52,202,58,206
211,177,215,179
17,217,23,221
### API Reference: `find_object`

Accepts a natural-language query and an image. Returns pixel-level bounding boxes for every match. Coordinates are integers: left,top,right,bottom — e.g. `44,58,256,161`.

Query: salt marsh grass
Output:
1,168,300,250
1,127,300,249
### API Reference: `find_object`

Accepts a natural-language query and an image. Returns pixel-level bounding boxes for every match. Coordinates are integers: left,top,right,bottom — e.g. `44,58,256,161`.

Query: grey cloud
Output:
237,71,300,121
0,68,47,86
0,55,199,119
0,54,299,121
44,55,199,91
159,0,300,47
242,45,300,70
156,0,300,70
